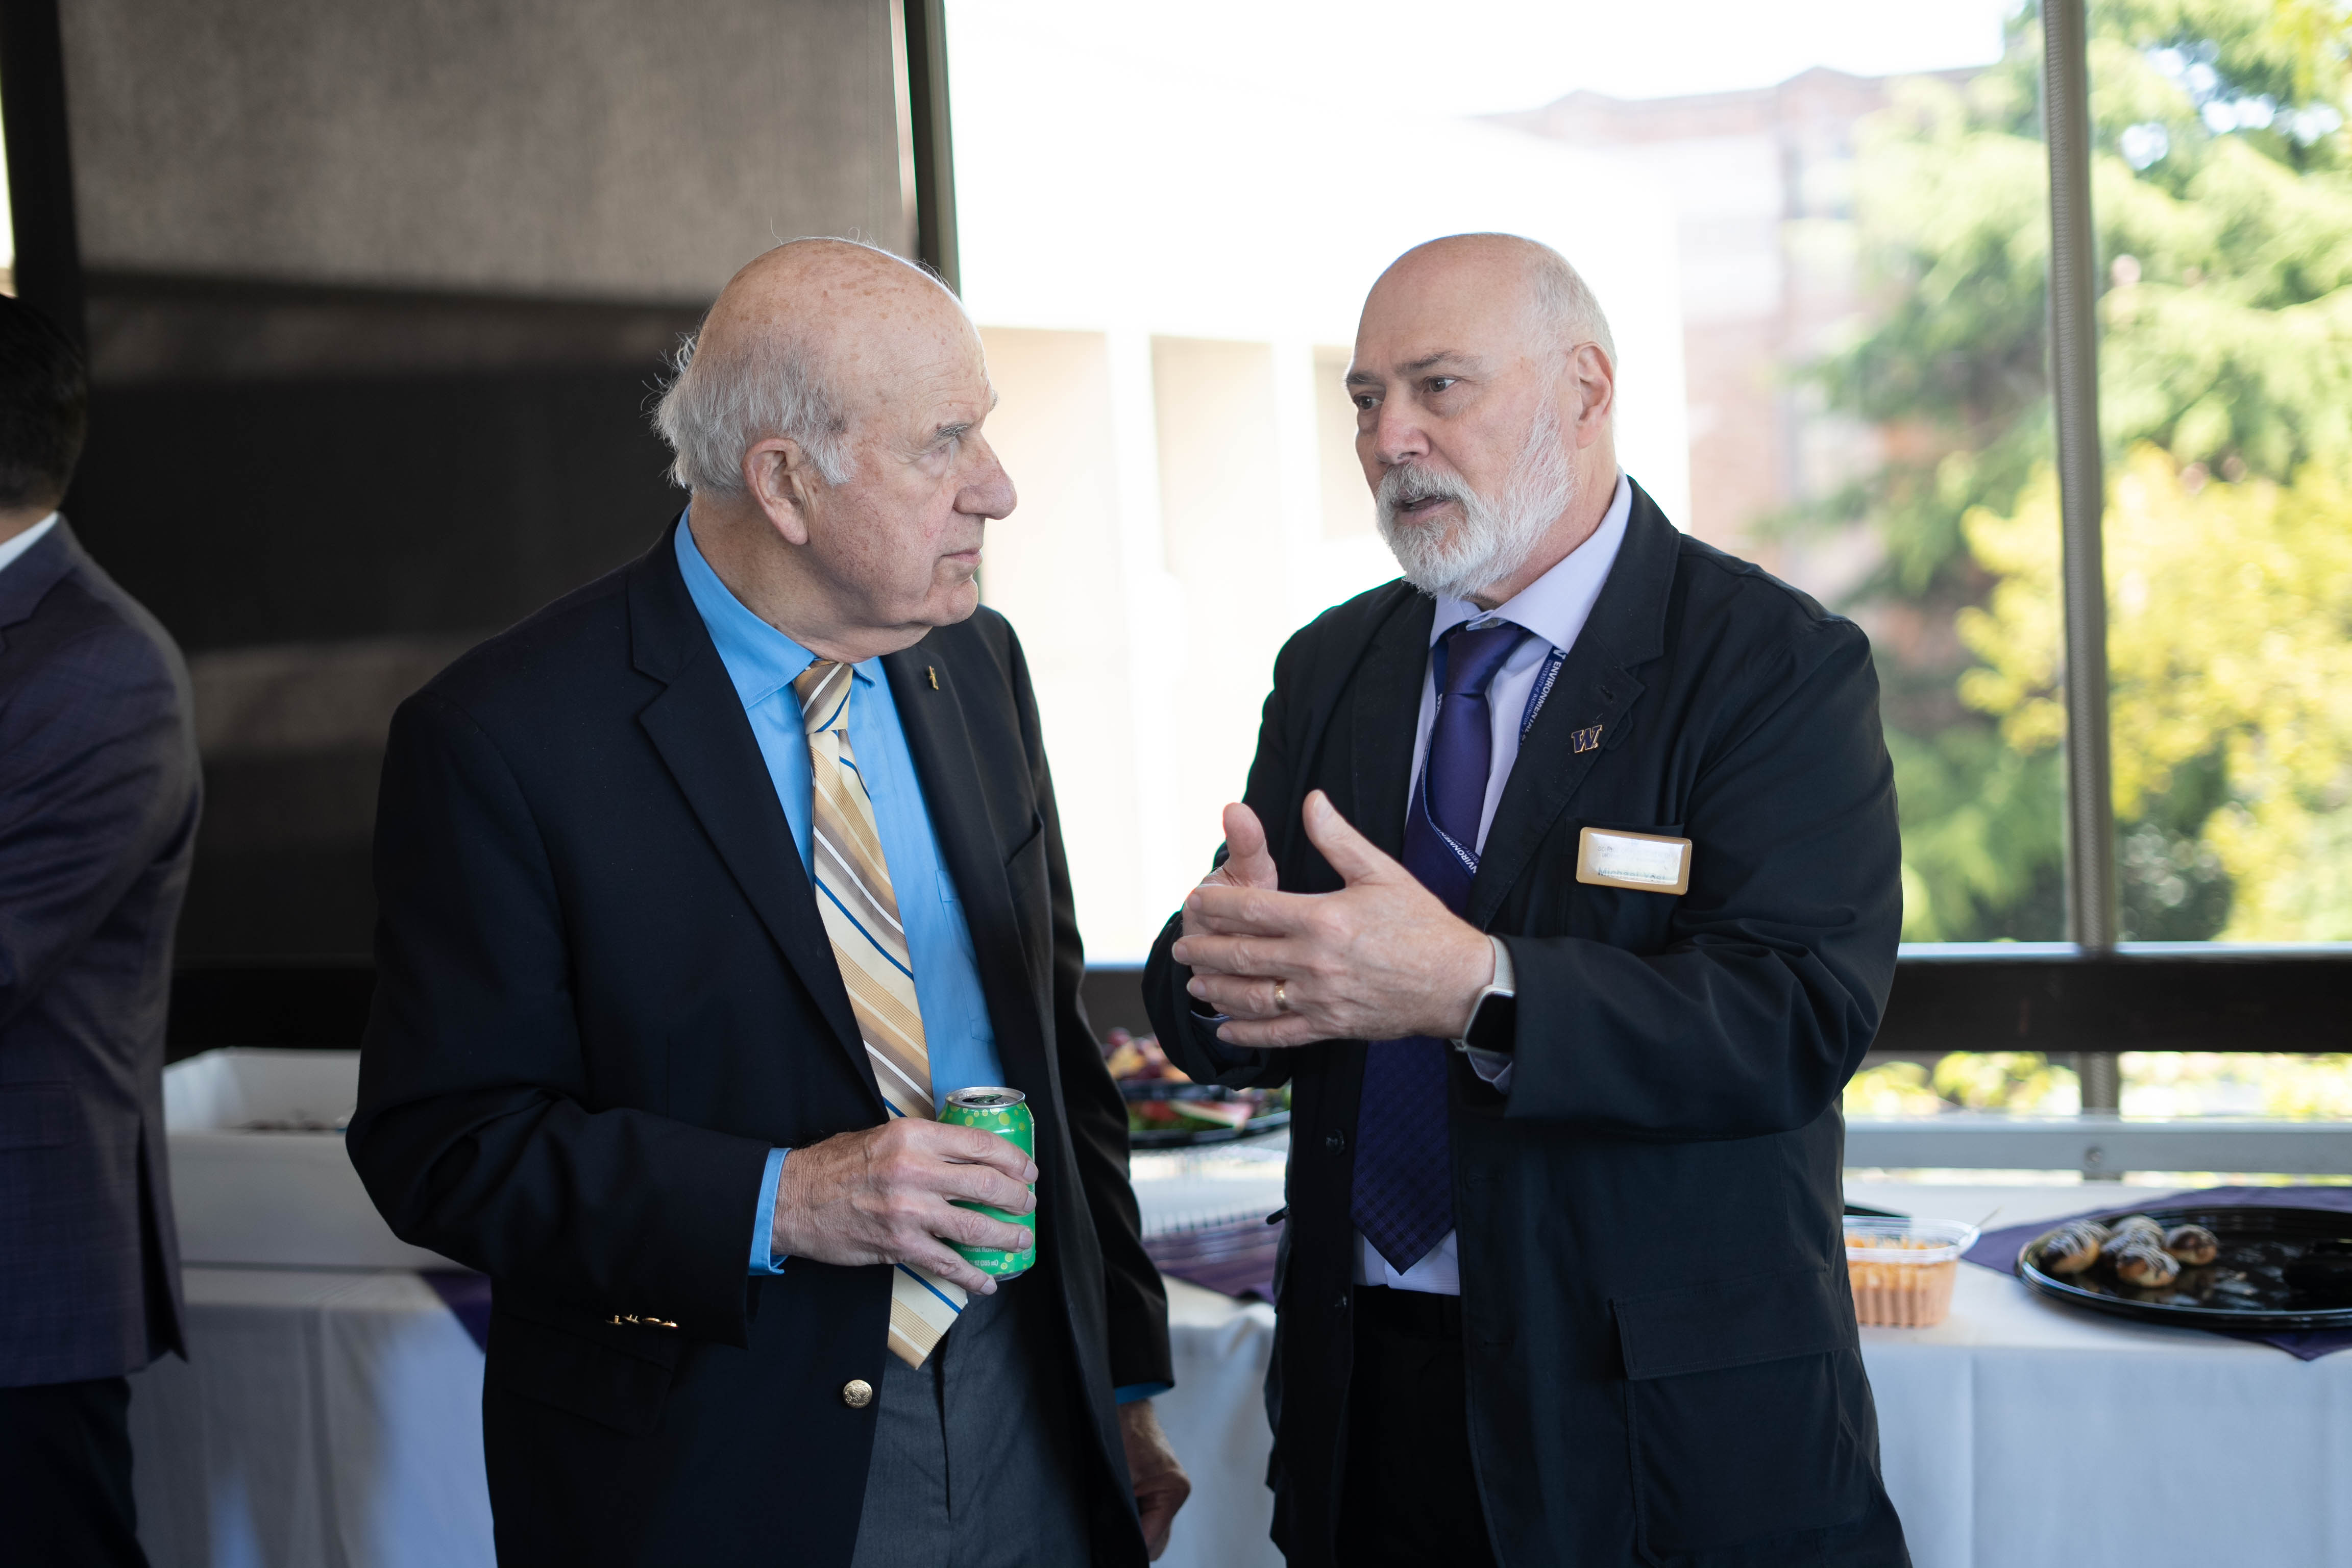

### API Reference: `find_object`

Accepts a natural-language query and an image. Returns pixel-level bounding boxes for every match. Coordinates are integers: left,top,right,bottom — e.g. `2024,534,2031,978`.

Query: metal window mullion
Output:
901,0,961,296
2041,0,2122,1118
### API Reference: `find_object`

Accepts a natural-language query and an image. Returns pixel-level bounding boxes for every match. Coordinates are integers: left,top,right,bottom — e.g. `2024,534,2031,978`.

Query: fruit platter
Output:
1103,1027,1291,1148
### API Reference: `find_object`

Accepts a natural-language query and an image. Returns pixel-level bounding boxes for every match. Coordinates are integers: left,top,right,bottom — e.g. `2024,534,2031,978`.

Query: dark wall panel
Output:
46,0,916,962
76,363,681,652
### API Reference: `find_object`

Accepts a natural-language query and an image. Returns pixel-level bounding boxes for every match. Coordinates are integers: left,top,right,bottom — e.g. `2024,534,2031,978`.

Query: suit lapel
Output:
1345,592,1436,864
627,530,875,1104
1466,651,1645,930
881,644,1054,1104
1468,484,1680,929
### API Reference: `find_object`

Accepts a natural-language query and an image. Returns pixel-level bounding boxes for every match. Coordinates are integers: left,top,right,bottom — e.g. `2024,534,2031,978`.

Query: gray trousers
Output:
848,1275,1095,1568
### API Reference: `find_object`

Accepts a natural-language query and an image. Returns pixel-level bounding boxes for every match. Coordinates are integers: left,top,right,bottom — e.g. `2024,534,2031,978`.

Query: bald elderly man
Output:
351,239,1188,1566
1145,234,1910,1566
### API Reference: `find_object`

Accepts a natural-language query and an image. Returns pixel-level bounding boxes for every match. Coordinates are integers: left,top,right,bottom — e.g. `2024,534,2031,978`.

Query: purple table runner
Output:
1964,1185,2352,1360
416,1191,2350,1355
1145,1217,1283,1303
421,1270,492,1351
420,1235,1288,1346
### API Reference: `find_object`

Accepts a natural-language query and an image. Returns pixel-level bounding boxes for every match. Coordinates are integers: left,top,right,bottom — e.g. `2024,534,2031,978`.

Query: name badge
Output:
1576,826,1692,895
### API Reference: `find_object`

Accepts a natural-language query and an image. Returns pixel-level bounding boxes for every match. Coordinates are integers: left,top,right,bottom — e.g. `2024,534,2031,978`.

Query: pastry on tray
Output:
2033,1218,2110,1275
2164,1223,2220,1266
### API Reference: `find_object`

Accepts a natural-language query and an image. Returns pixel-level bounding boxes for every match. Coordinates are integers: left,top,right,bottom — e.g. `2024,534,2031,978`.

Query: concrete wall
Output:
61,0,913,300
55,0,913,957
1153,336,1289,903
975,327,1157,958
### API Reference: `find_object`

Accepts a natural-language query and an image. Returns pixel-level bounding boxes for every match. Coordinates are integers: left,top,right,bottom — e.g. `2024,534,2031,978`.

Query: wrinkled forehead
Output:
849,308,993,425
1353,251,1546,377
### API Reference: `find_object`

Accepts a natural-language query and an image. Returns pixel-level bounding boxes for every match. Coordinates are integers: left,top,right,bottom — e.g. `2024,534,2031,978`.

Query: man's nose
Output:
962,442,1017,521
1369,402,1429,469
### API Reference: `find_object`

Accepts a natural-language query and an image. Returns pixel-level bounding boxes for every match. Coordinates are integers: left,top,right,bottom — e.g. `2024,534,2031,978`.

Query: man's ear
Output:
1571,342,1615,444
743,436,815,547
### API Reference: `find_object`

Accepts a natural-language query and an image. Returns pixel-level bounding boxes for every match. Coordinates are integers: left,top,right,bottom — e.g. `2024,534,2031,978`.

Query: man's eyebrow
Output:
1403,351,1477,374
1346,352,1479,389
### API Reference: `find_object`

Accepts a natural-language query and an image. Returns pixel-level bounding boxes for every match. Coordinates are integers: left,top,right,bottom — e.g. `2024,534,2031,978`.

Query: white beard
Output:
1375,403,1576,602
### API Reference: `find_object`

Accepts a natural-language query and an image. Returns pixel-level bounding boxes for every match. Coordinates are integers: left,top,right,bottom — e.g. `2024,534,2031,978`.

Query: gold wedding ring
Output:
1273,982,1290,1013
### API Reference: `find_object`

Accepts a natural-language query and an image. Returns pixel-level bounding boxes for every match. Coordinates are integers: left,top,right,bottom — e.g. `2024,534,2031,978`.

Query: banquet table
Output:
126,1174,2352,1567
129,1267,494,1568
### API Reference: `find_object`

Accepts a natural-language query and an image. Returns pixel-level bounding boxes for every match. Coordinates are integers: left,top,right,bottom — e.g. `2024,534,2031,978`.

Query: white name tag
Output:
1576,826,1692,894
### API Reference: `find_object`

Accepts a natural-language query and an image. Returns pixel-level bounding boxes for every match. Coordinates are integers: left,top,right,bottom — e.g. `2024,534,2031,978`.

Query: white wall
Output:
951,5,1688,960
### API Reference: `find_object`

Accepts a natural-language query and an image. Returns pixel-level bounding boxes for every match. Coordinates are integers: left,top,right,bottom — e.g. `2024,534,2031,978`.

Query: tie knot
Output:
1438,620,1532,701
793,659,853,733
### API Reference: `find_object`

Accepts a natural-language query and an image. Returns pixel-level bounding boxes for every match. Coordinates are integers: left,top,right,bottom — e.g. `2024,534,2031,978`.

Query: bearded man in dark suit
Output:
351,239,1188,1567
1146,233,1910,1568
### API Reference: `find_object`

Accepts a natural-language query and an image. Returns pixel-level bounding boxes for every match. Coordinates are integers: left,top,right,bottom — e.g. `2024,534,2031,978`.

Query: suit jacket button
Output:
842,1379,874,1409
1325,1130,1347,1153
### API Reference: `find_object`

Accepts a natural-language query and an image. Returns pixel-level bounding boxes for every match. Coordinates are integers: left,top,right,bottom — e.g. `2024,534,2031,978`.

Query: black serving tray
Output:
1121,1080,1291,1149
2015,1205,2352,1331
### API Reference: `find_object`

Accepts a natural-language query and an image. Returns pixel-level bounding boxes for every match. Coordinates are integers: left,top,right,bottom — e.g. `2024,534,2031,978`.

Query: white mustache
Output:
1370,403,1575,601
1377,465,1471,514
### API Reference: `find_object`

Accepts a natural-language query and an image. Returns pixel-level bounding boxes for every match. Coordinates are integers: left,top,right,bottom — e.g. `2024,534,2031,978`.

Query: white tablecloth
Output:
1154,1180,2352,1568
129,1268,493,1568
126,1182,2352,1567
1848,1181,2352,1568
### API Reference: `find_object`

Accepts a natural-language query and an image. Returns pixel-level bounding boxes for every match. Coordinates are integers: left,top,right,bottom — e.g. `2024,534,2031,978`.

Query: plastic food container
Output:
1844,1218,1980,1328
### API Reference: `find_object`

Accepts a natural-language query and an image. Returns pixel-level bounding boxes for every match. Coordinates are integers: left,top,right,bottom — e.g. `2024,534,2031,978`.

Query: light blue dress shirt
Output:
674,517,1006,1268
679,519,1168,1405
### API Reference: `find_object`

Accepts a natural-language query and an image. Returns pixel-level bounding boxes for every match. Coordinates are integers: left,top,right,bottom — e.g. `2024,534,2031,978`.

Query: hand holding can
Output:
940,1087,1036,1278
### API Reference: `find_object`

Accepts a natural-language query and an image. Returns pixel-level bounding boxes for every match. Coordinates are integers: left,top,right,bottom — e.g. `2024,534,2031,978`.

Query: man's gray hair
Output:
1454,233,1618,365
653,323,852,495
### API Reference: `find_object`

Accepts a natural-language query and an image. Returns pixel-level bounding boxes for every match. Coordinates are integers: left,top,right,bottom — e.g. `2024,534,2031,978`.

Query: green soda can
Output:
939,1087,1036,1279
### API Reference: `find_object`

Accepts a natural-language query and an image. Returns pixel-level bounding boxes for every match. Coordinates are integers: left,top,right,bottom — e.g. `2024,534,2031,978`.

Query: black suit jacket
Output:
1146,484,1909,1568
0,520,197,1388
350,520,1170,1567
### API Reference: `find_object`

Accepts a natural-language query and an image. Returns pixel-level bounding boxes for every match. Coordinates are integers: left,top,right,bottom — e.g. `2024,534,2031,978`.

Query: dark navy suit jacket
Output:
349,521,1168,1567
1148,483,1910,1568
0,519,199,1387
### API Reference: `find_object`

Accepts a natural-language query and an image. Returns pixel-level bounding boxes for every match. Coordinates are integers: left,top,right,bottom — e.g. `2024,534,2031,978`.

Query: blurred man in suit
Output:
0,296,200,1567
350,238,1188,1566
1145,234,1909,1567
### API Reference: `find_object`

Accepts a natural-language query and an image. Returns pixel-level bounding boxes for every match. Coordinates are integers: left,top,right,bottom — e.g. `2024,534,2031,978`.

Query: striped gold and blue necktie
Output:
792,658,966,1368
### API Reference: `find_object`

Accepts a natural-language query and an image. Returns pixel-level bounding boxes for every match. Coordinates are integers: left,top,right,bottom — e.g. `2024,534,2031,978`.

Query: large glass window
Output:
1501,21,2065,948
948,1,2347,1139
950,0,2038,961
2067,3,2352,945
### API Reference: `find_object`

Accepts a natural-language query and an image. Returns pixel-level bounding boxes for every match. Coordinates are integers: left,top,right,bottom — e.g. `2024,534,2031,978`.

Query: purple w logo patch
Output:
1572,726,1604,754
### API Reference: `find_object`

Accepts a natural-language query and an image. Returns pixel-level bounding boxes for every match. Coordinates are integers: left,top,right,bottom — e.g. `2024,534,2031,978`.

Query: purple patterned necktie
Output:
1350,619,1532,1274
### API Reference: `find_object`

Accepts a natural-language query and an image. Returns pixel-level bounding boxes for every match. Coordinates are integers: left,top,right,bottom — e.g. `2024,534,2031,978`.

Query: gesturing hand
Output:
1180,802,1279,941
1171,790,1493,1048
771,1117,1037,1296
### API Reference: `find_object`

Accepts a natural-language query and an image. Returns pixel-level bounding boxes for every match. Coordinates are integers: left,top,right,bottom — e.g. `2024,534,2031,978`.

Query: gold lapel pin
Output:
927,666,939,690
1573,725,1604,754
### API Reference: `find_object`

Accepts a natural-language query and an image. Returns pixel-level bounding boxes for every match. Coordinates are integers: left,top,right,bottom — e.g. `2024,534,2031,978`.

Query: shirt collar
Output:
1429,472,1634,654
673,509,874,708
0,512,61,580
